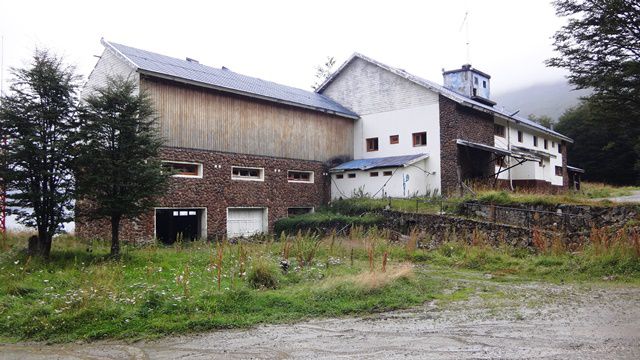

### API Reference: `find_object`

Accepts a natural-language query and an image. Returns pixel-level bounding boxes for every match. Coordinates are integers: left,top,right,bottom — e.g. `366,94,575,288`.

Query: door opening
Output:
155,208,205,245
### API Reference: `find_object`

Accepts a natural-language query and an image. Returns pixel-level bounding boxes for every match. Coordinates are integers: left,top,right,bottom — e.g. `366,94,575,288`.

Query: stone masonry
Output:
76,147,330,243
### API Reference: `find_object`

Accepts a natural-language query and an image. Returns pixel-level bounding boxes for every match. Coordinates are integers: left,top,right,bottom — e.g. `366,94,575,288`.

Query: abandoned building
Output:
76,40,582,241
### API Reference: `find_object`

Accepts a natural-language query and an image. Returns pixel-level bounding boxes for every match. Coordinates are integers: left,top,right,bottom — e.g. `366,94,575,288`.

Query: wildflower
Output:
13,260,19,265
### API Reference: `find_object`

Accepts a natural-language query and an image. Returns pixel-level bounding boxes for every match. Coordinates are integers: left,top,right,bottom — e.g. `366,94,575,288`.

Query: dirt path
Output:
599,190,640,203
2,280,639,359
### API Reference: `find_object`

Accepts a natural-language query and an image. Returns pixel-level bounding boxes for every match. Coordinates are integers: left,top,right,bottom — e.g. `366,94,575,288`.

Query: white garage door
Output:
227,208,267,238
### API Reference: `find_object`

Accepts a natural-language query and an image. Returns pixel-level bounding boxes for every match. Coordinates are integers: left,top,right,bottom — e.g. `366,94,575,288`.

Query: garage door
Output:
227,208,267,238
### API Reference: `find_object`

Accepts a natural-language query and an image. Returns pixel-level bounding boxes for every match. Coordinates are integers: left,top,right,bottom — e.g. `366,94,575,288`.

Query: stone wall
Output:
76,146,331,243
459,201,640,233
439,95,495,195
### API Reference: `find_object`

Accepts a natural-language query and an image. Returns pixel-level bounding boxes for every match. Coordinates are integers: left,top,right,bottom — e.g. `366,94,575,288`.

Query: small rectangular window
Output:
552,141,556,148
483,80,487,88
474,77,478,85
555,166,563,176
287,170,314,183
494,124,505,137
232,166,264,181
348,173,356,178
533,136,538,147
336,174,343,179
163,161,202,178
383,171,392,176
544,139,548,149
517,131,523,142
366,137,379,152
412,132,427,146
370,172,379,177
389,135,399,144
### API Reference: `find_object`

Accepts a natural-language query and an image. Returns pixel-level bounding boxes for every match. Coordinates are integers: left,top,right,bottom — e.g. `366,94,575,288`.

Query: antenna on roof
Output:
459,7,471,64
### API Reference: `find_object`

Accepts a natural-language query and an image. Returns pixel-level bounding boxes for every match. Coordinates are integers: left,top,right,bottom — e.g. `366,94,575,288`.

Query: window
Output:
474,76,478,85
163,161,202,178
412,132,427,146
483,80,487,88
533,136,538,147
555,166,563,176
370,172,379,177
336,174,344,179
389,135,399,144
558,143,563,153
231,166,264,181
287,170,314,183
517,130,523,143
494,124,506,137
383,171,392,176
544,139,548,149
348,173,356,178
366,137,379,152
288,207,314,217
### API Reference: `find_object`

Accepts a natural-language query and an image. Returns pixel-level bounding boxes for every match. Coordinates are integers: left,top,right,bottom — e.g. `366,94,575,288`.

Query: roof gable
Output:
318,53,573,142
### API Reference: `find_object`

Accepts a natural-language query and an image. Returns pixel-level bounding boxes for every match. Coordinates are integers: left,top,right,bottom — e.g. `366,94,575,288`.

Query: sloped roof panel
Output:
331,153,428,172
103,40,358,119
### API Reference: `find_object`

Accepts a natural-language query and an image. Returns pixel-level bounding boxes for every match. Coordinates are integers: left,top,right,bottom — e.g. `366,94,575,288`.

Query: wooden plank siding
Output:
141,76,355,162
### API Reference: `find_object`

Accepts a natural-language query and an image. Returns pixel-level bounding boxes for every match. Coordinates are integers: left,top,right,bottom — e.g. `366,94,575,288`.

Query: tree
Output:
76,77,169,257
527,114,554,129
0,50,79,258
555,101,638,185
311,56,336,90
547,0,640,183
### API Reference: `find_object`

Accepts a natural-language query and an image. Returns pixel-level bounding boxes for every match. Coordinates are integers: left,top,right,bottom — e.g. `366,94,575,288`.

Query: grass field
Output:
1,225,639,343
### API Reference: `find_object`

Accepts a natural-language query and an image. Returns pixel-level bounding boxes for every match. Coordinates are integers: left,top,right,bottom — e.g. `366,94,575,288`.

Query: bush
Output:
247,258,281,289
273,212,382,234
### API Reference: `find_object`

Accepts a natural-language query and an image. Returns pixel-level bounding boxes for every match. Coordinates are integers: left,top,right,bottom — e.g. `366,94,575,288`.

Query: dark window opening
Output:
555,166,563,176
383,171,393,176
517,131,523,142
483,80,487,88
496,156,507,168
494,124,506,137
155,209,203,245
544,139,548,149
370,172,379,177
366,137,379,152
336,174,343,179
533,136,538,147
412,132,427,146
287,170,313,183
164,161,200,176
348,173,356,178
389,135,399,144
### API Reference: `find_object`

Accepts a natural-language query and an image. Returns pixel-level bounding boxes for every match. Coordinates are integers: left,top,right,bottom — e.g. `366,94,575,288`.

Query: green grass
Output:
273,211,383,234
328,197,463,215
1,227,639,343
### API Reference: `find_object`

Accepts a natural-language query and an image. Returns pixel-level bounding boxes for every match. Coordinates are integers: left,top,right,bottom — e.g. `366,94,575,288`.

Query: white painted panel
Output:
227,208,266,238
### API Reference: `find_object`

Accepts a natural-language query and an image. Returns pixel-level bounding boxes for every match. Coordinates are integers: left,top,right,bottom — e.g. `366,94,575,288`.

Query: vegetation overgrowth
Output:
2,224,640,343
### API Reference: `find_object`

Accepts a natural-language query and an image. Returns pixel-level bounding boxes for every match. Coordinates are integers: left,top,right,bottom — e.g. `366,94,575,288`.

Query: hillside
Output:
494,81,590,121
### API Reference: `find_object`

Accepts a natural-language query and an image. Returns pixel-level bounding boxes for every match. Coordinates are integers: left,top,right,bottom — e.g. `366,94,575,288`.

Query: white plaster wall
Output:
330,159,438,199
82,48,138,98
493,118,565,186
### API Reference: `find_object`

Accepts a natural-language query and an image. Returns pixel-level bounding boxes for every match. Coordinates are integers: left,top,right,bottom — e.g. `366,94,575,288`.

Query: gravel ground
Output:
2,279,639,359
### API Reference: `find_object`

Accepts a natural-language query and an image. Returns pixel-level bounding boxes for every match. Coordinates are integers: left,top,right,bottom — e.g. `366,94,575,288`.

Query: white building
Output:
317,53,579,199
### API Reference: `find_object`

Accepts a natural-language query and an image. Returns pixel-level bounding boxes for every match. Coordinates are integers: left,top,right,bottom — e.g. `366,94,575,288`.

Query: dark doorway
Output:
458,145,493,183
155,209,203,245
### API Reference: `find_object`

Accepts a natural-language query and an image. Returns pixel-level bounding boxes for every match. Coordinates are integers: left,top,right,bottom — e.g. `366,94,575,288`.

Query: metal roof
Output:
330,153,428,172
317,53,572,142
567,165,585,173
456,139,511,156
101,39,358,119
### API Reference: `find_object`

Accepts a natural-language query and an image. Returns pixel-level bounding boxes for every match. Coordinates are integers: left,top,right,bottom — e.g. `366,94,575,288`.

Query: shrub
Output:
247,258,281,289
273,212,382,234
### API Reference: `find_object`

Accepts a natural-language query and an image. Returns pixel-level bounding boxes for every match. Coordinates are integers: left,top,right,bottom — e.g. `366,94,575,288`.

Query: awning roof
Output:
457,139,541,162
567,166,585,174
330,153,428,172
512,146,557,159
456,139,511,156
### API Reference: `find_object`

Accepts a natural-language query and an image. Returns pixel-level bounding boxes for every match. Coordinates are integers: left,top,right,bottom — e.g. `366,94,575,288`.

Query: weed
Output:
247,257,280,289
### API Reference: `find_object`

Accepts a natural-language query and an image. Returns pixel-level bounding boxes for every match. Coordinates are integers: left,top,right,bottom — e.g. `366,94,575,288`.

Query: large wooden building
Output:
76,40,357,243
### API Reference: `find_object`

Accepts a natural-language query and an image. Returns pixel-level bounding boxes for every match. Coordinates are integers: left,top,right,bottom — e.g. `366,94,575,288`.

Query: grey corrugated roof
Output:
102,40,358,119
331,153,428,172
317,53,572,142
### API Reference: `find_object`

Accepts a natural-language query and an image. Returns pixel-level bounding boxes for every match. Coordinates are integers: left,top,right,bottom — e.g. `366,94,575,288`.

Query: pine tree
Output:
0,50,79,258
76,77,169,257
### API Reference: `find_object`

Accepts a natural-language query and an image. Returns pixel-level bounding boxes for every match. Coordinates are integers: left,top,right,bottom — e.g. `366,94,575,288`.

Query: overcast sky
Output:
0,0,569,97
